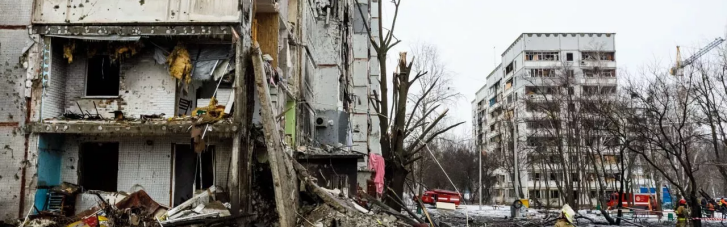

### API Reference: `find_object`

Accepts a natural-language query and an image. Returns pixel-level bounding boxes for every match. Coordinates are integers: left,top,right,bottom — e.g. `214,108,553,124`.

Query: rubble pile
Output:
290,156,416,227
22,186,234,227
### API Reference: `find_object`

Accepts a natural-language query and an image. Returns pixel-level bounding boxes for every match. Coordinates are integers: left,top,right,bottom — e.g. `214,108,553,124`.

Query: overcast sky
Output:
378,0,727,137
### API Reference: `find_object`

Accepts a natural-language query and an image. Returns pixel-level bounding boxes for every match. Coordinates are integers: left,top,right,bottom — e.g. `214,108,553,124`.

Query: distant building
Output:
472,33,646,207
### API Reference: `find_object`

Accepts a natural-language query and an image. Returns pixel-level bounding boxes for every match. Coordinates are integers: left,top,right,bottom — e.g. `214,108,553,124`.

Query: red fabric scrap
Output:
368,153,385,196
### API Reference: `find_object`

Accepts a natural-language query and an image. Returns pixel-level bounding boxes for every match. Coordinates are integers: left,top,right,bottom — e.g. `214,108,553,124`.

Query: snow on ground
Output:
416,204,727,226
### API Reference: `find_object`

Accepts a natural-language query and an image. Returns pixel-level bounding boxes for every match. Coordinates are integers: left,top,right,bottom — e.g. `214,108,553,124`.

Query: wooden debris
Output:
251,42,297,227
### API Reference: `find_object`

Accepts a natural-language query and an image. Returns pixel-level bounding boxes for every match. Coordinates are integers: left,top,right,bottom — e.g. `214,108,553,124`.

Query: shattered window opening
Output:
85,55,121,97
525,51,560,61
80,142,119,192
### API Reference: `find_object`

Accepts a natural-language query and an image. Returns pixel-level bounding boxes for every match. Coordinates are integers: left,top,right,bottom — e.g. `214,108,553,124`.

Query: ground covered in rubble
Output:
422,205,727,227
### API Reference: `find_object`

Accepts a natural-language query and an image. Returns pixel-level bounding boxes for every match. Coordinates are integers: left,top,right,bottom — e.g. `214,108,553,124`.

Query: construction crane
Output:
670,37,725,76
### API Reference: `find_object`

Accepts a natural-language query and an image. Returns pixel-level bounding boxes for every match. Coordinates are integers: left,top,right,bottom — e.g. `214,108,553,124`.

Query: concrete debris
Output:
23,190,164,227
156,186,235,226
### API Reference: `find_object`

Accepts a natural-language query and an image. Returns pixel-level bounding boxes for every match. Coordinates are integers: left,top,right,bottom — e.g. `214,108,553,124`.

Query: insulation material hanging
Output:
63,41,76,63
109,42,143,63
167,43,193,92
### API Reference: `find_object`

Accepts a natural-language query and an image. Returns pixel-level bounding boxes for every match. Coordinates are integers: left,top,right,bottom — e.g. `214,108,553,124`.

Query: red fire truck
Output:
606,192,657,210
416,189,462,206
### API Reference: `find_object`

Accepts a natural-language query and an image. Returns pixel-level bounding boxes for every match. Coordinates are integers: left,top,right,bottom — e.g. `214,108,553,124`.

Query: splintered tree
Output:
357,0,463,211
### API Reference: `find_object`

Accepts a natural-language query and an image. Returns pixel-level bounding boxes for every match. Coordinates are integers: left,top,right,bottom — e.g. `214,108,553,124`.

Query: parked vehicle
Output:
415,189,462,206
606,192,657,211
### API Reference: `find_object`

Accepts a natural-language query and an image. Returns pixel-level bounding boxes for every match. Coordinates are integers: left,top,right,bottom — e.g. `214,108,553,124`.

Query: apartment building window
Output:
86,56,121,97
527,120,561,130
585,136,600,147
529,190,542,199
566,53,574,61
505,78,513,90
80,142,119,192
525,51,559,61
581,101,599,113
569,155,579,164
583,69,616,77
505,61,515,74
508,189,516,197
529,68,555,77
549,173,558,181
550,190,560,199
601,86,616,95
526,101,559,112
582,86,599,96
525,86,558,95
490,81,500,93
581,51,615,61
532,173,542,181
490,124,496,131
604,137,620,147
572,173,580,182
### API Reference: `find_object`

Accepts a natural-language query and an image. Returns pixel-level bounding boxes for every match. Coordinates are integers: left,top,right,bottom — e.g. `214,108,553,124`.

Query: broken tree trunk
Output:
229,34,243,217
251,42,298,227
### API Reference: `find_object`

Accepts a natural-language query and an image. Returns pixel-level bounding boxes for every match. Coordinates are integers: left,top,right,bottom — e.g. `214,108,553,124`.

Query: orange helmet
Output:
679,199,687,205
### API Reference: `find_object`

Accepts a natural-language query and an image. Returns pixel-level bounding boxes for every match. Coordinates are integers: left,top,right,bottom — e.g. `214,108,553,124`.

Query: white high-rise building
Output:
472,33,647,207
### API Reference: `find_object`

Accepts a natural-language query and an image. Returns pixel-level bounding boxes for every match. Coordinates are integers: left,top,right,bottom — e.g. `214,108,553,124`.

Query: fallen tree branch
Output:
386,186,425,224
361,193,419,225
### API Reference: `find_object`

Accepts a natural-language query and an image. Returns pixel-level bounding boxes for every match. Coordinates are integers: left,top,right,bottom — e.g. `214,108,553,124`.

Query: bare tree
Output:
520,49,630,224
602,67,706,227
407,42,461,197
689,50,727,194
356,1,464,211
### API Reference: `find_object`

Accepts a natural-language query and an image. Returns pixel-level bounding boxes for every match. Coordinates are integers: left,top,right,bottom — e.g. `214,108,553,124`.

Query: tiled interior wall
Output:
59,135,232,207
41,40,68,120
62,46,176,119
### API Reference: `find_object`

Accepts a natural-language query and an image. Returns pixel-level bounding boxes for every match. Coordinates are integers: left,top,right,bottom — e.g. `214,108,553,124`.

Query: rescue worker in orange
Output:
708,199,716,218
675,199,688,227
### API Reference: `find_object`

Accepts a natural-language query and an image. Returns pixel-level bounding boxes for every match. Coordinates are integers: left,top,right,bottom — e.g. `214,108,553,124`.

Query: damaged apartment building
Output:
0,0,383,222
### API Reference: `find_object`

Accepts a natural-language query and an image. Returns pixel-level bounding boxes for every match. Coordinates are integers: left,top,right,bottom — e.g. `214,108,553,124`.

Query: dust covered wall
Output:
58,135,232,207
0,0,35,218
63,48,176,119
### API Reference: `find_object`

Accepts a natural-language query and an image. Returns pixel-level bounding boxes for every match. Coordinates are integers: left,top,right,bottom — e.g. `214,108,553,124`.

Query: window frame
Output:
84,55,121,98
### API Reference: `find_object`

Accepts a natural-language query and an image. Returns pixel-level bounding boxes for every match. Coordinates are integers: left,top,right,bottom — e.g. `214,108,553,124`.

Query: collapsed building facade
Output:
0,0,384,224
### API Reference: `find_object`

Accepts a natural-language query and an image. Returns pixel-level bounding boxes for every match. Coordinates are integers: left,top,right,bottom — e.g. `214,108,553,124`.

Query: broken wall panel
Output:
32,0,240,24
311,20,343,65
56,135,232,208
